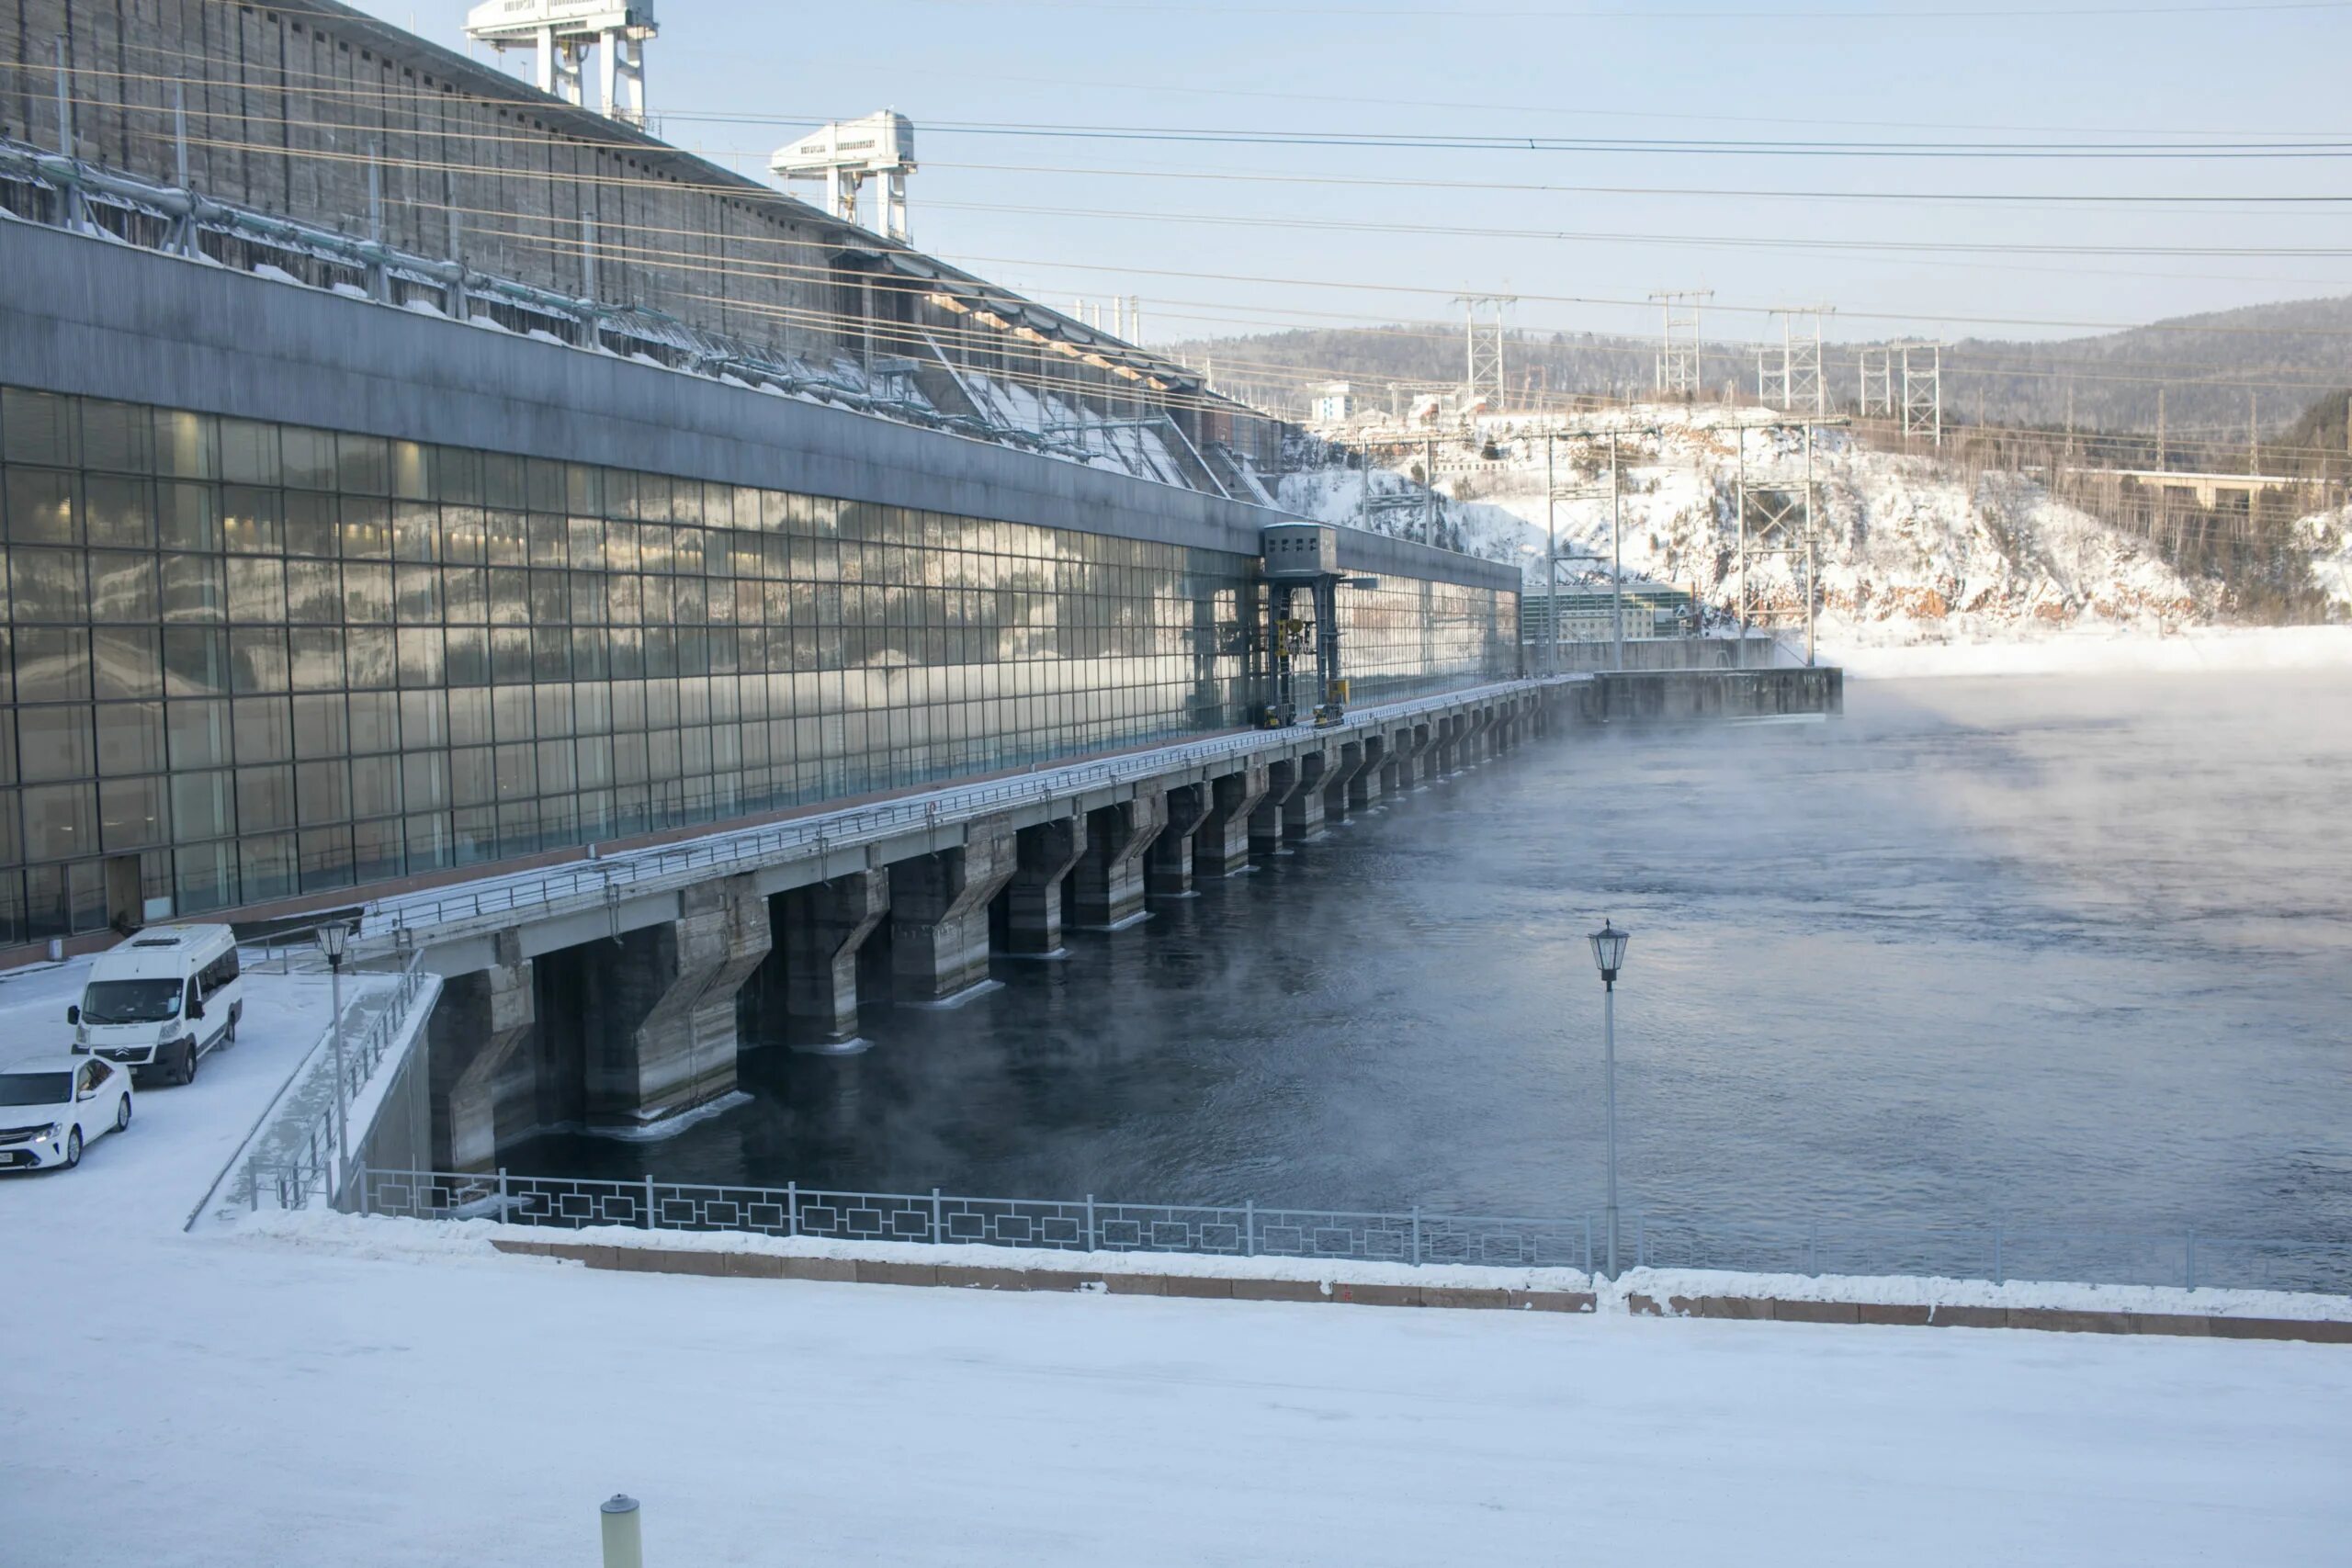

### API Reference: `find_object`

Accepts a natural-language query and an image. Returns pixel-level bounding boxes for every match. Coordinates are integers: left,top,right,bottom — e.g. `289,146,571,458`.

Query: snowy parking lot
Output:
3,945,2349,1566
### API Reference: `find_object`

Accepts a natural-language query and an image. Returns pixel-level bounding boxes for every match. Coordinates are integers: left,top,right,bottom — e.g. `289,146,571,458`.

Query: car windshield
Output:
80,978,186,1025
0,1072,70,1107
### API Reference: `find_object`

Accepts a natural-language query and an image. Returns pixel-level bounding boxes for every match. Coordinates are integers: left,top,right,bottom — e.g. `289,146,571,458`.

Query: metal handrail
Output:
294,1166,2352,1295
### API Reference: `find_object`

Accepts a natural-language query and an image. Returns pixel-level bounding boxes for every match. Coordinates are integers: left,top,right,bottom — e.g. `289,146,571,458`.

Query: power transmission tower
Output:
1649,288,1712,400
1453,294,1517,410
1857,345,1896,418
1731,418,1830,667
1899,340,1945,446
1764,306,1834,416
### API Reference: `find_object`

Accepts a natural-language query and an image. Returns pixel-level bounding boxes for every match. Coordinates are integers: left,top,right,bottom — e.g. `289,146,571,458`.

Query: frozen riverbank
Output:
1824,623,2352,679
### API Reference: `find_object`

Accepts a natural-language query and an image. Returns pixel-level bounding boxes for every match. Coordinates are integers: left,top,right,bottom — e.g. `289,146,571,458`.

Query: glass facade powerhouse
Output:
0,388,1516,942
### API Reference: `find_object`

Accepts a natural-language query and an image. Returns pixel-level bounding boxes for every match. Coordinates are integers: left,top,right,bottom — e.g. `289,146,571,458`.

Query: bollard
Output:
599,1495,643,1568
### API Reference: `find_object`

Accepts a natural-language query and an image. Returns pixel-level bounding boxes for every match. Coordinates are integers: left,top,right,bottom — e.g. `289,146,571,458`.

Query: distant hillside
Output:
1164,294,2352,453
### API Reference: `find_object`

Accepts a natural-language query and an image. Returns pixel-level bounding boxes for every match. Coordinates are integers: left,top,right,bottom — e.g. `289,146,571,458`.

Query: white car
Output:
0,1057,134,1171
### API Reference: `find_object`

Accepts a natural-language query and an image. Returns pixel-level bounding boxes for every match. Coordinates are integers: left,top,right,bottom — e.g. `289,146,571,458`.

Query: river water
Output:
508,671,2352,1265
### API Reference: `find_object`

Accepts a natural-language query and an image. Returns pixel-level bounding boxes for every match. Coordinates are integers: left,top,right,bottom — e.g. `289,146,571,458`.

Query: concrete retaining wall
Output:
1579,666,1845,723
1625,1292,2352,1343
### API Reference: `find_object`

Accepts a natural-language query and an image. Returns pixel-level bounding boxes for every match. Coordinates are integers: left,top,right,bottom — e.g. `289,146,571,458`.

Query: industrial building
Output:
0,1,1520,959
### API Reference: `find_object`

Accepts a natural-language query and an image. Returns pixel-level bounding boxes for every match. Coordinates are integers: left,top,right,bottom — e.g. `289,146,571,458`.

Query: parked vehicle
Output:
0,1057,133,1170
67,925,243,1086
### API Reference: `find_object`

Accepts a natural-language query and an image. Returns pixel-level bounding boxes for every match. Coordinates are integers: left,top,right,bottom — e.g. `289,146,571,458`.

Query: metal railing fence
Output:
353,677,1554,946
286,1167,2352,1296
238,948,434,1213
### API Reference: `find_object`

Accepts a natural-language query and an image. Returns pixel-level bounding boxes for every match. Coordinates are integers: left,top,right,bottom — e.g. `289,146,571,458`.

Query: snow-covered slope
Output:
1279,404,2324,648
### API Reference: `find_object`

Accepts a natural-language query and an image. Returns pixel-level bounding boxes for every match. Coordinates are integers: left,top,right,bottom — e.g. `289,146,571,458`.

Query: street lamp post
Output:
1588,919,1631,1277
315,919,352,1190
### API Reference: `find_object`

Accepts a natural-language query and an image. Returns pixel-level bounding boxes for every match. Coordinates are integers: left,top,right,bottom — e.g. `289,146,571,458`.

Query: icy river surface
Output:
510,672,2352,1257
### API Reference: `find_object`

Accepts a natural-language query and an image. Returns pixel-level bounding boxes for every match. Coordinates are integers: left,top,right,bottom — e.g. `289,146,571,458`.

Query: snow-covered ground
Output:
6,953,2351,1564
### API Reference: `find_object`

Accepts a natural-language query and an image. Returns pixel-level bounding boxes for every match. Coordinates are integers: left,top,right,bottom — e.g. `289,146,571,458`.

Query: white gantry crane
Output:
464,1,658,126
771,112,918,243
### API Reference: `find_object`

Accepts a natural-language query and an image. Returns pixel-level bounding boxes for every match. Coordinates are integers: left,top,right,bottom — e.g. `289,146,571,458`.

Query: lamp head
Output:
1589,919,1629,986
315,919,352,966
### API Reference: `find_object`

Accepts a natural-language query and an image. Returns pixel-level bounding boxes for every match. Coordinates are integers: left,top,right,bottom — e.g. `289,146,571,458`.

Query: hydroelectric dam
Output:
0,0,1838,1181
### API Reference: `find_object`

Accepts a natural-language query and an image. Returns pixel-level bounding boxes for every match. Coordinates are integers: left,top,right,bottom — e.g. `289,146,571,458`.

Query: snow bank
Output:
225,1211,2352,1322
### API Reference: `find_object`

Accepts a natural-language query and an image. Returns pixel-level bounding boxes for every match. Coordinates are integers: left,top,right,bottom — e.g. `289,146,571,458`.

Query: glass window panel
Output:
96,702,166,775
82,400,153,474
18,705,94,783
17,627,92,702
348,692,399,754
399,690,449,751
227,556,286,623
336,434,391,497
235,765,294,832
442,505,485,566
166,701,232,772
23,783,96,861
404,811,453,873
296,760,350,826
445,626,489,688
167,762,233,843
175,840,239,914
391,441,433,501
221,485,281,555
349,755,401,819
449,747,495,807
393,501,438,563
292,694,349,760
492,626,534,684
353,816,403,883
232,696,291,764
239,831,297,904
88,551,159,622
396,627,445,688
344,626,395,686
162,553,226,624
85,476,155,547
437,447,483,506
286,558,340,623
401,750,448,811
164,628,230,698
99,775,168,852
159,482,220,552
5,468,79,544
527,513,566,568
344,565,393,625
298,826,354,892
288,628,345,692
230,627,289,694
341,496,391,560
9,546,84,621
3,389,77,466
280,427,335,491
285,491,336,557
218,420,279,487
155,411,215,480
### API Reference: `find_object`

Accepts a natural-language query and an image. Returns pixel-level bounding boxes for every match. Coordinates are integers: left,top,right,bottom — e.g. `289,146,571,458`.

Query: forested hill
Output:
1162,294,2352,446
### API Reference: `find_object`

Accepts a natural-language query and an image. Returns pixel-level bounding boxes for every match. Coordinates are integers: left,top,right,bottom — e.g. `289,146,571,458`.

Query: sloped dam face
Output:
508,671,2352,1266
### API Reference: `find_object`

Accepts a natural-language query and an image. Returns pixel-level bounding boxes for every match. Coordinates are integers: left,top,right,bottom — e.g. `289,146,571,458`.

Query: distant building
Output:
1311,382,1355,424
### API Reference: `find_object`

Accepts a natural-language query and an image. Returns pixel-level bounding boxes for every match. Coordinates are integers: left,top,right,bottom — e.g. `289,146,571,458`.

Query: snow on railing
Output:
311,1167,2352,1296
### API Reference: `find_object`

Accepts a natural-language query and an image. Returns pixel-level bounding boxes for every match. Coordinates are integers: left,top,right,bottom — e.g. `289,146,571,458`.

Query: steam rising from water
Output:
511,672,2352,1241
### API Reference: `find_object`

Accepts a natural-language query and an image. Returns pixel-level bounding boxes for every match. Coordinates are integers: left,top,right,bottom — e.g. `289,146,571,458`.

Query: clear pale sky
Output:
349,0,2352,350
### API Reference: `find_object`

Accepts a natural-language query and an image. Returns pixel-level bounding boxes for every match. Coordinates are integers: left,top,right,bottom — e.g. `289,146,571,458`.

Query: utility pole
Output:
1649,288,1712,400
1610,430,1625,673
1424,433,1436,547
2157,387,2167,470
1544,432,1558,677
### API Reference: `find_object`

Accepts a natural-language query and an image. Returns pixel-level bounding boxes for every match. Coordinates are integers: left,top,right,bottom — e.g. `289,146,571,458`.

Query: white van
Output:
67,925,244,1086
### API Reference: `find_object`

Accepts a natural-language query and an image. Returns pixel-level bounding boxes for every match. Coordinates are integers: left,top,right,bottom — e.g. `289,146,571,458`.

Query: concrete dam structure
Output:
0,1,1837,1171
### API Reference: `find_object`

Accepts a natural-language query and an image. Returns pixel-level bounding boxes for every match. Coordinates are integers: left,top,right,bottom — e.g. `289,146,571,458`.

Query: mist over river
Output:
508,672,2352,1247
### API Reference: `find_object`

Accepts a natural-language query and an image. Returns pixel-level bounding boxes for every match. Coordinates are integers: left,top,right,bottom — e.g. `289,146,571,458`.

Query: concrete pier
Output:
1250,759,1299,856
1072,787,1167,927
1283,750,1329,843
1350,736,1385,811
1002,815,1086,954
1580,666,1846,723
889,819,1018,1002
426,931,534,1172
1194,766,1270,876
1322,740,1366,822
775,871,890,1046
582,875,771,1130
1148,784,1209,897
